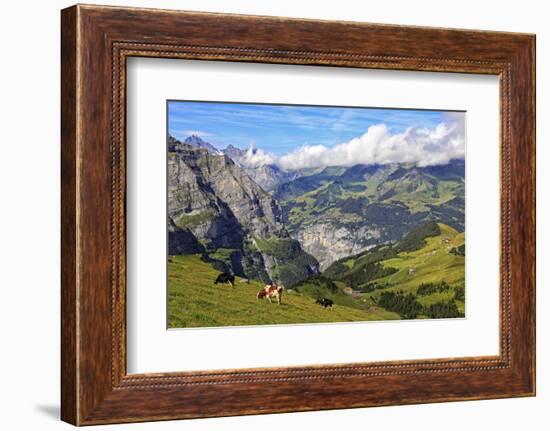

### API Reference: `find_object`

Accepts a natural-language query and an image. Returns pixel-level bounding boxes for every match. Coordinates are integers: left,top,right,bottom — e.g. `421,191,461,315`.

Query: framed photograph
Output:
61,4,536,425
164,101,467,329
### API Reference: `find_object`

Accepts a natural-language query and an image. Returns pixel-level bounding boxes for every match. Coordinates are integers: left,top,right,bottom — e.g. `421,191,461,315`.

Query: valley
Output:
318,222,465,319
276,160,465,269
167,134,466,324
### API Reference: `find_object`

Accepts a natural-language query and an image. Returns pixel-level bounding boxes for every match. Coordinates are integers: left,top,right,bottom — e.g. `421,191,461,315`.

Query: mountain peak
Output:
181,135,221,154
184,134,204,143
223,144,247,159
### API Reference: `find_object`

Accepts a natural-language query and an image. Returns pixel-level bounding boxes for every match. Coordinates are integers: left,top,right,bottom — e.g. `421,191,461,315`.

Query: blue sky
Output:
167,100,456,156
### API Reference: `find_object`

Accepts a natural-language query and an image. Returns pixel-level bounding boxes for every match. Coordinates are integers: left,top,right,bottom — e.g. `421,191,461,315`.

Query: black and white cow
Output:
316,297,334,309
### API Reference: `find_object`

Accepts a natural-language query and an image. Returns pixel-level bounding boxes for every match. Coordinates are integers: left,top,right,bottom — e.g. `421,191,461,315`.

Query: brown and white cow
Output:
257,283,284,305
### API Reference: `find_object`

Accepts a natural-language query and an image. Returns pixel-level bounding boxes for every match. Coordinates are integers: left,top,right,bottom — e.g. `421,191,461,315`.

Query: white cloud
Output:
239,144,278,167
277,120,465,170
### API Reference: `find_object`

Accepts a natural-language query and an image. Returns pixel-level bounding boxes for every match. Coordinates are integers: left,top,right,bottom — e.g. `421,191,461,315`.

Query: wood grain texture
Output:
60,4,536,425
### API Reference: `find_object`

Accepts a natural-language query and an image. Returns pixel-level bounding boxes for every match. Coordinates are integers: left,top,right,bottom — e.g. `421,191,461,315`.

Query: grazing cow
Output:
257,283,284,305
316,297,334,309
214,273,235,288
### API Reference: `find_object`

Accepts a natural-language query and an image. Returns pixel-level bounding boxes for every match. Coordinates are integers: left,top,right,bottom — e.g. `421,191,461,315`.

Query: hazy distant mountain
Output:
222,144,301,191
221,144,245,160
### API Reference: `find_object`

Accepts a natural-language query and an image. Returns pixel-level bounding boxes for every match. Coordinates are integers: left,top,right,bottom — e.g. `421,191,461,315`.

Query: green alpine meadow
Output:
167,101,466,328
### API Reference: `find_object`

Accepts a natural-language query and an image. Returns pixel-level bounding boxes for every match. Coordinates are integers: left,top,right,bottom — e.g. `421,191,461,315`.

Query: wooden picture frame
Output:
61,4,535,425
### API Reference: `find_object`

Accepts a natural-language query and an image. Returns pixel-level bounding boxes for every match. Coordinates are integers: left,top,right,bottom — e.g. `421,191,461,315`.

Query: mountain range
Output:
167,138,318,286
275,159,464,268
168,135,465,284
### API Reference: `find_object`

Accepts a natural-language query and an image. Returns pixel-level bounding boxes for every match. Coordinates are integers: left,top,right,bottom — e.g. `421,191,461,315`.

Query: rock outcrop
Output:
292,223,382,271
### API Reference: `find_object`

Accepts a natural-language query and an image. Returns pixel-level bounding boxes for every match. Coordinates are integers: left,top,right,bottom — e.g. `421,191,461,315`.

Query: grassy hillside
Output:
168,255,400,329
321,222,465,318
368,224,464,292
365,223,465,313
168,222,465,327
292,278,400,321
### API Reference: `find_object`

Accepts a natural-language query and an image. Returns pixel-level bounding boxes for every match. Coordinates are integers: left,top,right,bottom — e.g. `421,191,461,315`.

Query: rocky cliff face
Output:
168,137,319,286
245,163,298,192
168,143,286,238
292,223,382,270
